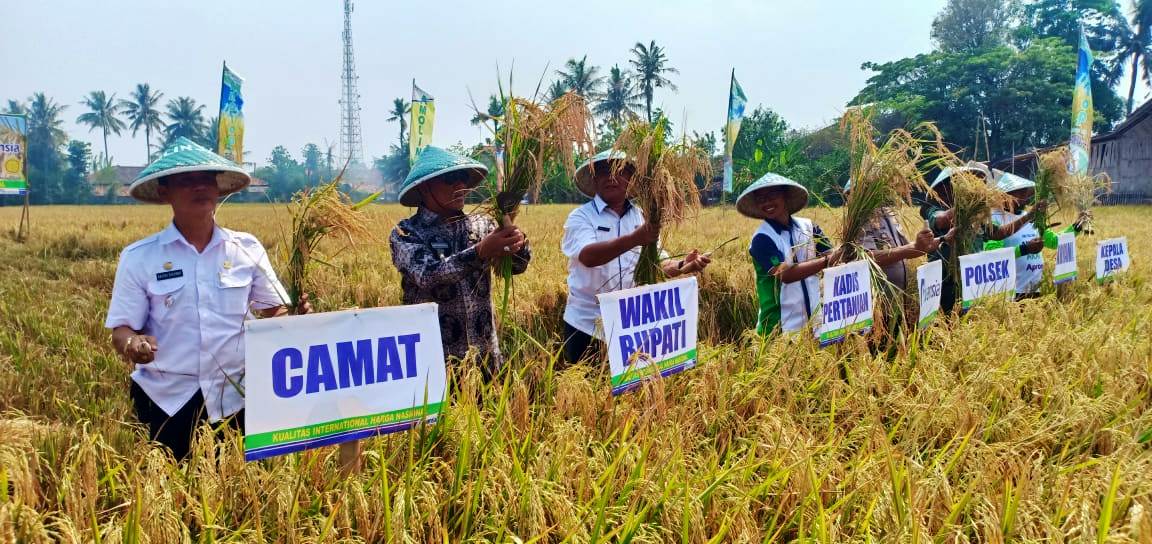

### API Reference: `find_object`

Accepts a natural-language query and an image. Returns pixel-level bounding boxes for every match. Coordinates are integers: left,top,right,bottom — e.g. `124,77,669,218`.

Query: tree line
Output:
3,0,1149,206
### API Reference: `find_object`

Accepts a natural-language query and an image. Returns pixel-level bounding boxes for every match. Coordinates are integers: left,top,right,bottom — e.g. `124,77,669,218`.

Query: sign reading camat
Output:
244,304,446,461
959,248,1017,311
598,277,699,396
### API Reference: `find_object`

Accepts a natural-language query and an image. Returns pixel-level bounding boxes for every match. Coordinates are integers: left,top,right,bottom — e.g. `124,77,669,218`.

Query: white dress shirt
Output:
105,222,289,421
561,195,655,338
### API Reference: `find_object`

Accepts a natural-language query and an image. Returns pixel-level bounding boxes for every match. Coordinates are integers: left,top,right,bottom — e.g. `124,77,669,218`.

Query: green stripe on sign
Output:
818,319,873,342
1054,272,1077,282
0,180,28,188
610,348,698,387
244,402,443,449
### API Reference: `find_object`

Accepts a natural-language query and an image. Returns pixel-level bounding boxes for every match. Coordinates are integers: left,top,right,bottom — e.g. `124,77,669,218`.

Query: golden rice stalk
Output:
837,109,931,261
612,117,712,285
283,176,380,309
1034,147,1111,232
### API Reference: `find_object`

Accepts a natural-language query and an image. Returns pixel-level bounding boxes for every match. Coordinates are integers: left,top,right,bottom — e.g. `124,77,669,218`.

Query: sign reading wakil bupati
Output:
916,260,943,329
598,277,699,396
244,304,446,461
816,260,873,346
959,248,1017,311
1054,232,1077,284
1095,237,1130,283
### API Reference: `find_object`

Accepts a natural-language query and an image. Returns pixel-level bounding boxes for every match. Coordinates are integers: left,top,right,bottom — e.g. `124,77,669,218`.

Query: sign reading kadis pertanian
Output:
916,260,944,329
1095,237,1130,283
244,304,446,461
959,247,1017,311
1053,232,1077,284
598,277,699,396
816,260,873,346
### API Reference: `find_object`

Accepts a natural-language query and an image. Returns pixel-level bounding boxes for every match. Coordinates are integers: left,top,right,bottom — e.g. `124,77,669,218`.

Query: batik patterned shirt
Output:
389,207,531,368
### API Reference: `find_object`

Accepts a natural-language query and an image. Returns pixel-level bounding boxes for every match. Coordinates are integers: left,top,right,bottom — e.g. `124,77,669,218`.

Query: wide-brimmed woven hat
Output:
993,170,1036,193
398,146,488,207
129,137,250,203
574,149,633,198
735,172,809,219
930,162,991,189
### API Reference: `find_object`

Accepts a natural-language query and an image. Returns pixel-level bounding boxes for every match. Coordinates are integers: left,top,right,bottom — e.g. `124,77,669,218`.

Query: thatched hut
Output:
989,99,1152,204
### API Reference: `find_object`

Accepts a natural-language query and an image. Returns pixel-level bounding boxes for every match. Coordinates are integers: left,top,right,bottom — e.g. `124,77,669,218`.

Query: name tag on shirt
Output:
430,242,450,259
597,226,611,232
156,270,184,281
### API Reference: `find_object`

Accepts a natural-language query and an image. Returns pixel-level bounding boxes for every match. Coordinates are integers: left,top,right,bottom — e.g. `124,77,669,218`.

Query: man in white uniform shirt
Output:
560,150,711,365
105,138,309,459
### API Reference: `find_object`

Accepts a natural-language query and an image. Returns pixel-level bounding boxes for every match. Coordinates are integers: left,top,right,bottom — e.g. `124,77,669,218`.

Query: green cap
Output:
398,146,487,207
736,172,809,219
574,149,632,198
129,137,250,203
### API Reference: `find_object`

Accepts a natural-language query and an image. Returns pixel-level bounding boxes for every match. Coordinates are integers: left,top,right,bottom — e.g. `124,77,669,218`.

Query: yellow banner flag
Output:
218,62,245,164
410,81,435,163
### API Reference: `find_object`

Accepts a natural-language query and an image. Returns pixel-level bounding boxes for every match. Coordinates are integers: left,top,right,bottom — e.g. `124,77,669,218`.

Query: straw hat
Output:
129,137,250,204
735,172,809,219
398,146,488,207
930,162,992,189
994,171,1036,193
574,149,632,198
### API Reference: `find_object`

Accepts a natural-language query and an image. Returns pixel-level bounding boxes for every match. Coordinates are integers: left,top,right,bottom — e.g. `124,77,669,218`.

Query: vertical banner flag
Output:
243,304,447,461
1053,232,1078,284
217,63,245,163
1068,26,1094,176
723,70,747,193
1095,237,1130,283
0,114,27,195
410,81,435,163
816,260,874,346
916,260,944,329
598,277,699,396
959,248,1017,311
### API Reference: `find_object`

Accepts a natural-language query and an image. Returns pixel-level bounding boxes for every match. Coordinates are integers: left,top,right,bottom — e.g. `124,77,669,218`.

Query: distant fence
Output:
1098,193,1152,205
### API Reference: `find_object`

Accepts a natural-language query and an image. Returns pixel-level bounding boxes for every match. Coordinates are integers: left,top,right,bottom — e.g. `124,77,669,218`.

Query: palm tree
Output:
629,40,679,123
26,93,68,147
119,83,165,161
163,96,207,146
595,65,642,126
3,100,26,115
1117,0,1152,115
76,91,126,161
387,98,410,147
556,56,604,99
546,80,569,103
470,94,506,137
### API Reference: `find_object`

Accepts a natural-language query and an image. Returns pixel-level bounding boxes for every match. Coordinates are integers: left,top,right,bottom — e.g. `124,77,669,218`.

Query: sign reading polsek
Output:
959,248,1016,311
1095,237,1130,283
816,260,873,345
244,304,446,461
598,277,699,395
1053,232,1077,284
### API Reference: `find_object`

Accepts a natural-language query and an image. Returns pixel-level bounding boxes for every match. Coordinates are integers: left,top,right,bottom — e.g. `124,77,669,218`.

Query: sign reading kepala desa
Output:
243,304,446,461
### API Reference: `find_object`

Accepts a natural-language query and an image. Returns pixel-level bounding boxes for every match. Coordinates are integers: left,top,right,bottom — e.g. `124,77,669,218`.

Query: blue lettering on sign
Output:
1057,243,1074,265
1104,257,1123,273
271,334,423,399
963,259,1011,287
919,278,942,305
618,286,687,330
618,319,688,364
832,271,859,297
824,292,871,322
1101,242,1125,259
0,144,21,153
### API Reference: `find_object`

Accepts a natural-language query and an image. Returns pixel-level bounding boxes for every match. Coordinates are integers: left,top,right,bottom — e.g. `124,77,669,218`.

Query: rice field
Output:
0,202,1149,542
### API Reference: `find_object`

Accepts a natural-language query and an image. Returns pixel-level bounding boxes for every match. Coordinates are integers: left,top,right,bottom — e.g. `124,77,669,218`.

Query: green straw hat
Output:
398,146,488,207
736,172,809,219
574,149,633,198
129,137,250,204
994,170,1036,193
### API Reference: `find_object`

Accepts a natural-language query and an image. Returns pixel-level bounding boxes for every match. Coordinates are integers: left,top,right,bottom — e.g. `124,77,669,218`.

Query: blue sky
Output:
5,0,1145,168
